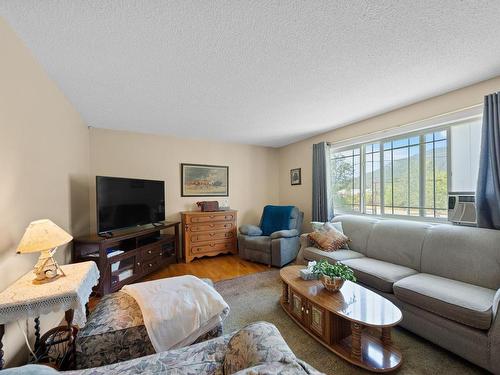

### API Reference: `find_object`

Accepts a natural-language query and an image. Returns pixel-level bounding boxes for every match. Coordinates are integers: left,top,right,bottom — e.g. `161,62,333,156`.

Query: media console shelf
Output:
73,222,180,295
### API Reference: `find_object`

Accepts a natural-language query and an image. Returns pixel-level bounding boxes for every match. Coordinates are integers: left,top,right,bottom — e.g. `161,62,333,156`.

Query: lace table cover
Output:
0,261,100,327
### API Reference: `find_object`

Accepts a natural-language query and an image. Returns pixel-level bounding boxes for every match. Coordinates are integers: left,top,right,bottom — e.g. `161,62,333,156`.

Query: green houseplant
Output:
312,260,356,292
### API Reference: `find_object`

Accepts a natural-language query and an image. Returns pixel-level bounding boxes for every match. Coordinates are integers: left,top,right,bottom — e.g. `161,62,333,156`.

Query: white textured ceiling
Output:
2,1,500,147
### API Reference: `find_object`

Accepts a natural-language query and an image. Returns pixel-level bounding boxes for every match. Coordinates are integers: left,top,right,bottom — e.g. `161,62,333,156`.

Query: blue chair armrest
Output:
270,229,299,239
239,224,263,236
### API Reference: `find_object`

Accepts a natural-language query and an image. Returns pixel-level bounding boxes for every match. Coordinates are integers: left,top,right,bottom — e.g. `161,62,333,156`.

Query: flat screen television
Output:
96,176,165,234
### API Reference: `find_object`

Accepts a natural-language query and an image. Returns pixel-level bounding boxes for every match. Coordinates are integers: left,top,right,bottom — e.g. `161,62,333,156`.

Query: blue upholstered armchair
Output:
238,205,304,267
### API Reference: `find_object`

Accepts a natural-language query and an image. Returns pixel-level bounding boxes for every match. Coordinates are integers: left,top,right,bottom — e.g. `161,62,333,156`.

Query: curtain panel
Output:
476,92,500,229
312,142,333,222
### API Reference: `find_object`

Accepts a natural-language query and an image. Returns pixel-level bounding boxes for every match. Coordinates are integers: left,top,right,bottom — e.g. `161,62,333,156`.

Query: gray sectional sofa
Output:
297,214,500,373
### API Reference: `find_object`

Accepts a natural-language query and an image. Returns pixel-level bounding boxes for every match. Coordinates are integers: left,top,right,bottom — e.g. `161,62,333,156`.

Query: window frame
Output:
330,123,459,223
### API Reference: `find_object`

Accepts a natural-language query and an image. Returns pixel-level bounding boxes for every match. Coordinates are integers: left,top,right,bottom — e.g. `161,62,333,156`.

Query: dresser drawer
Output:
190,230,234,243
140,258,161,273
190,240,234,255
188,222,234,232
141,246,163,261
187,213,236,224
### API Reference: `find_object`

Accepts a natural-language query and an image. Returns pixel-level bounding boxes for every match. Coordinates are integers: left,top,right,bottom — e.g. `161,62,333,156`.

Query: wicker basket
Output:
320,274,345,292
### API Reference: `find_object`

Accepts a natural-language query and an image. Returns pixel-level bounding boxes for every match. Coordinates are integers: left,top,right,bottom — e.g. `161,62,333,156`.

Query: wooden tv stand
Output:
73,222,180,296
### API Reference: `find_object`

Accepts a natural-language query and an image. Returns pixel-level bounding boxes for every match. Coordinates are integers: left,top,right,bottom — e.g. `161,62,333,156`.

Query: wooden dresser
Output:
181,210,237,263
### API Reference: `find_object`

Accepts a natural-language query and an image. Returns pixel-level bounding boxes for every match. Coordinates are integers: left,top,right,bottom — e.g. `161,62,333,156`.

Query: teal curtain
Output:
476,92,500,229
312,142,333,222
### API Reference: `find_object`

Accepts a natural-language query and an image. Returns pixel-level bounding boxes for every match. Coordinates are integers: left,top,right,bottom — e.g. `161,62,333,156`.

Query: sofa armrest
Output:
270,229,299,239
488,288,500,371
493,288,500,318
223,322,296,374
239,224,262,236
1,365,60,374
300,233,312,247
295,233,313,265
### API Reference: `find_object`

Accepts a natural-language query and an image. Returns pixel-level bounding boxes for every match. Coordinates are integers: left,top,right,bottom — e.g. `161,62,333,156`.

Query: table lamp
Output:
16,219,73,283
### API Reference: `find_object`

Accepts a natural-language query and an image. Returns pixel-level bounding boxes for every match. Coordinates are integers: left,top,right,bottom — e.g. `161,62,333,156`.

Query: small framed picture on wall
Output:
290,168,301,185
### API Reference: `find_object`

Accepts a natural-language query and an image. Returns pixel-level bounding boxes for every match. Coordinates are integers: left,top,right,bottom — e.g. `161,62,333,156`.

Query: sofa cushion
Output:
342,258,418,292
302,247,364,263
308,230,349,251
421,224,500,290
224,322,296,374
394,273,496,330
238,235,271,252
310,221,349,249
72,334,230,375
332,215,378,254
365,219,432,270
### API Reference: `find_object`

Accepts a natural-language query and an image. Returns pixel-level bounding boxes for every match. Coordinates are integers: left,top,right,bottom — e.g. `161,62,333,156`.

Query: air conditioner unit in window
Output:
448,193,477,226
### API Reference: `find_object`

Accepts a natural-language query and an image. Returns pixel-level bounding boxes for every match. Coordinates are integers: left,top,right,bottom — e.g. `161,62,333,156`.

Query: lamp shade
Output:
16,219,73,254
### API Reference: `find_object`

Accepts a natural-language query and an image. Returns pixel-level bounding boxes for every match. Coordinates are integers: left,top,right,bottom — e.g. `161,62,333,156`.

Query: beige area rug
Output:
214,270,487,375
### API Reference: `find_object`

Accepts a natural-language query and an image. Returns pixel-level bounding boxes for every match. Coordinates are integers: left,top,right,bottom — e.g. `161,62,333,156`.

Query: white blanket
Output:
122,275,229,352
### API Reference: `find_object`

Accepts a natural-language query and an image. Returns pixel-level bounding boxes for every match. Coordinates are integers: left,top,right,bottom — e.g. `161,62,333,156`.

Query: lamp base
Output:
32,274,62,285
32,248,66,284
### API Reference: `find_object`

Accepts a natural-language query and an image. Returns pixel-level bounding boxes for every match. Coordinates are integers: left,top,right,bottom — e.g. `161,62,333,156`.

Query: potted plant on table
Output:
312,259,356,292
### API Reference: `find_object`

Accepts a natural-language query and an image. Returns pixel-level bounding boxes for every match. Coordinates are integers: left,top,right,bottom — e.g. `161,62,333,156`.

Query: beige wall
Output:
278,76,500,231
89,128,279,231
0,18,90,366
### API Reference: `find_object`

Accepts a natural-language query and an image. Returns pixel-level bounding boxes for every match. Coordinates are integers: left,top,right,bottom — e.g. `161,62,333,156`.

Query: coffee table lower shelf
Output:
281,300,402,373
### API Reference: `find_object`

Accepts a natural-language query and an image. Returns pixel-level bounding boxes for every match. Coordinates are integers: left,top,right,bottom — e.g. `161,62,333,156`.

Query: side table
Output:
0,261,100,369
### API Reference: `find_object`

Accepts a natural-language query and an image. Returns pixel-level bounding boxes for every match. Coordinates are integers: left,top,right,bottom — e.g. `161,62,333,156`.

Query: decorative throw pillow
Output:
310,221,349,249
308,228,349,252
223,322,296,374
310,221,326,232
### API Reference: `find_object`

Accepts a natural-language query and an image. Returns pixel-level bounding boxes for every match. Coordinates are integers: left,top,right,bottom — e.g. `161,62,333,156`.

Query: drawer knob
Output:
210,243,215,247
159,252,163,256
301,306,304,312
148,250,152,254
137,262,141,266
210,215,215,218
149,263,153,267
209,232,214,236
210,224,214,227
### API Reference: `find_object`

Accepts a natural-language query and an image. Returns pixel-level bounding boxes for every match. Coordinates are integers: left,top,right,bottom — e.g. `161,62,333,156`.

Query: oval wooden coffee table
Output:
280,265,403,372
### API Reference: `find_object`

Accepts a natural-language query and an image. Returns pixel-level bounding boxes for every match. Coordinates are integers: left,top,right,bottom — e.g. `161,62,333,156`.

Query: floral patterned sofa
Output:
76,279,228,369
5,322,323,375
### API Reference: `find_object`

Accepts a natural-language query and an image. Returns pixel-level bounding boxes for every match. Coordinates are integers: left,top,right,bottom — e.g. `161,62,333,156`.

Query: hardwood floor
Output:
142,254,270,283
88,255,269,310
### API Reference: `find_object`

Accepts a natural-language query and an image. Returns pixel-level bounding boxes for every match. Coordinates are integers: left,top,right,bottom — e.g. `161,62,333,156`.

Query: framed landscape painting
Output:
181,163,229,197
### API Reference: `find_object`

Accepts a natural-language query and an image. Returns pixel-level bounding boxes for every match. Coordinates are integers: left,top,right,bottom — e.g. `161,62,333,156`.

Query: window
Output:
330,118,482,220
331,147,361,212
